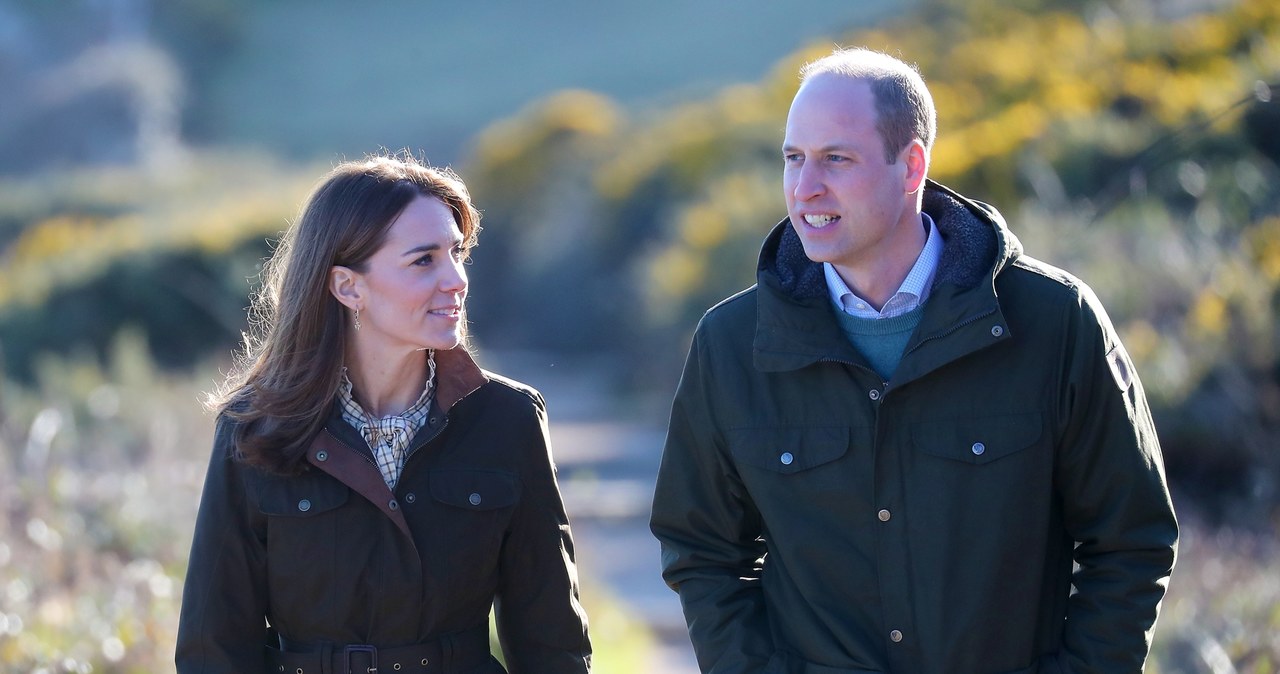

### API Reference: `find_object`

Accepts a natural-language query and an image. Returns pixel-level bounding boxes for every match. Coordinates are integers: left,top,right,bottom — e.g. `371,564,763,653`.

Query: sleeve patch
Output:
1106,342,1134,392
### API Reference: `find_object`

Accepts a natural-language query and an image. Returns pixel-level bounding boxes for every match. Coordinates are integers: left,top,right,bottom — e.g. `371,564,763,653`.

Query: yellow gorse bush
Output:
0,158,318,311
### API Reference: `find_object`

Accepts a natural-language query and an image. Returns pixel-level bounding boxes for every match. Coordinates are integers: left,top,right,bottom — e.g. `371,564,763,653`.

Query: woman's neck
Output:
344,343,430,418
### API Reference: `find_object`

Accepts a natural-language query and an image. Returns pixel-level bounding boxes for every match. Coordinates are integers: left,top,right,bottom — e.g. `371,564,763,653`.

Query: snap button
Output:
315,450,328,462
429,416,437,425
868,389,881,401
890,629,903,643
393,664,402,671
780,452,794,465
991,325,1004,337
297,499,311,512
405,492,416,504
388,498,399,511
972,442,986,456
421,658,429,665
469,492,482,506
877,509,891,522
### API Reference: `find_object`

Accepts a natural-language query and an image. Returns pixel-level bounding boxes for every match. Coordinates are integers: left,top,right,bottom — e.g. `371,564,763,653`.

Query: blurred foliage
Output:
0,331,211,672
462,91,629,352
1149,509,1280,673
0,153,318,380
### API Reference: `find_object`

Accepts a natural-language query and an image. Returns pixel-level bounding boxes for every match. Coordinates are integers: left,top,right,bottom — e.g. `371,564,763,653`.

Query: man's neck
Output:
832,213,928,311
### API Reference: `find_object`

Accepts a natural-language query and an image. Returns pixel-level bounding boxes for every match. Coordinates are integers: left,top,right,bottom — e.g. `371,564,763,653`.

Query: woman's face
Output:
348,195,468,354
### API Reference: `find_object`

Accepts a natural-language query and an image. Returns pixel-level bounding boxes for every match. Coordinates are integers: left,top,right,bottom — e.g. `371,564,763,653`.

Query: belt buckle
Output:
344,644,377,673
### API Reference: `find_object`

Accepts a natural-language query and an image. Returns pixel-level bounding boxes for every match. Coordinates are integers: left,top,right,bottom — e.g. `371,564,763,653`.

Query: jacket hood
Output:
759,180,1021,299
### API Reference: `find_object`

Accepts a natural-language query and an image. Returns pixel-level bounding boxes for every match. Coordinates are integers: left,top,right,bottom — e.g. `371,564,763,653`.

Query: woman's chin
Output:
424,333,463,351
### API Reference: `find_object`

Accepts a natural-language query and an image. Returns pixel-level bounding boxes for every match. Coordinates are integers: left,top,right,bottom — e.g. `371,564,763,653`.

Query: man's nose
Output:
791,162,824,201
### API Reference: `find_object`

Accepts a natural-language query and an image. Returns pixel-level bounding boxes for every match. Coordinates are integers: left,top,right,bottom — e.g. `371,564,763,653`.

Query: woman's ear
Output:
328,265,362,310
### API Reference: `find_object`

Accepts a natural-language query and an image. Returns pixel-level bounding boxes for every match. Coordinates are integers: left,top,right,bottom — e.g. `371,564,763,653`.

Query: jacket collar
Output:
753,180,1019,376
432,345,488,413
302,346,489,547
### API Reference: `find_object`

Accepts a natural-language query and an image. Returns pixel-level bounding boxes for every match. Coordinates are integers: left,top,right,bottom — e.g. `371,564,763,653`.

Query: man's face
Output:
782,75,920,279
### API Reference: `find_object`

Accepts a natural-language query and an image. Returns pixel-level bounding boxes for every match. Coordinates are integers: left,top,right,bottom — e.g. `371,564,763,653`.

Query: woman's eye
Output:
414,254,433,266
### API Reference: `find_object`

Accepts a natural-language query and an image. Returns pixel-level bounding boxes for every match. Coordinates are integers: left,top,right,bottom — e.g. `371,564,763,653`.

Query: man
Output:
650,48,1177,673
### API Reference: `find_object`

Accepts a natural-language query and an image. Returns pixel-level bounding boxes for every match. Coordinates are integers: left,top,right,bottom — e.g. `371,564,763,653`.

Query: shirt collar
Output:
825,212,943,319
337,357,436,431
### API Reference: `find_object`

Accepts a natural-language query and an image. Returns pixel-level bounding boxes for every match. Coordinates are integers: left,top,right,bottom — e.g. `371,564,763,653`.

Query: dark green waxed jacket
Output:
650,181,1177,674
177,348,592,673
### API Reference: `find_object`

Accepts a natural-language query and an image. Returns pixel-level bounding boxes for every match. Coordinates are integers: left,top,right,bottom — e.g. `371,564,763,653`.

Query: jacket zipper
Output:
326,431,383,472
403,415,449,464
904,308,997,357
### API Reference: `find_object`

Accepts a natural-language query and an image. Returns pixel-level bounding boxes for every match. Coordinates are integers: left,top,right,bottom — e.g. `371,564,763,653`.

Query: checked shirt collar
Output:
338,352,436,490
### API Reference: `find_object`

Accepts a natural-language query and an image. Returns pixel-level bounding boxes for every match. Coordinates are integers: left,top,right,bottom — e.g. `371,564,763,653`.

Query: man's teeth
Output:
804,214,838,227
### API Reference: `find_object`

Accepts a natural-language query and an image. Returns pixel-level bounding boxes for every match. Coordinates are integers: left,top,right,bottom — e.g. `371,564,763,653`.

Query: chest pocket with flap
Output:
430,469,520,511
256,471,350,517
728,426,850,474
911,411,1044,465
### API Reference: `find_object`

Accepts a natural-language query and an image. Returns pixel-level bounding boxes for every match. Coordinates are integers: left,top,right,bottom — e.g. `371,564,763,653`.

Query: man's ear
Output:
902,139,929,195
328,265,362,310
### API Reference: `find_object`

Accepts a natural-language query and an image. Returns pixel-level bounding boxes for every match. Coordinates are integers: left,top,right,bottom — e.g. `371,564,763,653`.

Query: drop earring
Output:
353,308,361,331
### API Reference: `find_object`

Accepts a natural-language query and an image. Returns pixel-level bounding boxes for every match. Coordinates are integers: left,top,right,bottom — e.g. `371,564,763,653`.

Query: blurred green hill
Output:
2,0,1279,512
0,0,901,169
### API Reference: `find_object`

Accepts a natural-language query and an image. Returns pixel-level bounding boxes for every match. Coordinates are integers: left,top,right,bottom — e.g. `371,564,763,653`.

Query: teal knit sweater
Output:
832,303,925,381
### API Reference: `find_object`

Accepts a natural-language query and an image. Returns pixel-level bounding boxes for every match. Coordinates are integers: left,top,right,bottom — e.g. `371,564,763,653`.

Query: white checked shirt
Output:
338,355,436,490
825,213,943,319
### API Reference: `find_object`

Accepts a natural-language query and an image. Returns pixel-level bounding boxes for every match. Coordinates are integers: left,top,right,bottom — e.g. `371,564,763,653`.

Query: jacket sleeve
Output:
1051,284,1178,673
175,415,270,673
494,390,592,674
650,326,774,673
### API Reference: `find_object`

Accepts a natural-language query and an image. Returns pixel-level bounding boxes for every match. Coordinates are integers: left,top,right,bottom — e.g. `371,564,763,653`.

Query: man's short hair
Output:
799,48,937,163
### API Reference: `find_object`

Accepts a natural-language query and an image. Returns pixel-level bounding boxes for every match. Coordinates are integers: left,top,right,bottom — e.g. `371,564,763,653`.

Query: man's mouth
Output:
804,213,839,228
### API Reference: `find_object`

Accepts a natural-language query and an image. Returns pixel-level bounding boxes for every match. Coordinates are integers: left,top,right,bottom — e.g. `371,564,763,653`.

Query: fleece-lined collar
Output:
760,180,1018,302
752,180,1020,375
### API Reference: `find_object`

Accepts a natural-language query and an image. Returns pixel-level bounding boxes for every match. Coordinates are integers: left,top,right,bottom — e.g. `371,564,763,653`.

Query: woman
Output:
176,154,592,673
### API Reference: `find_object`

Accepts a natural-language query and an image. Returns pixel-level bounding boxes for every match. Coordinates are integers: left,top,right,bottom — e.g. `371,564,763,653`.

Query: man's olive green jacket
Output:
650,181,1177,674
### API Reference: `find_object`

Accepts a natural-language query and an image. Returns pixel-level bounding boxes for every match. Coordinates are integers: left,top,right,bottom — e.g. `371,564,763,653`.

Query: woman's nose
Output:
442,258,468,293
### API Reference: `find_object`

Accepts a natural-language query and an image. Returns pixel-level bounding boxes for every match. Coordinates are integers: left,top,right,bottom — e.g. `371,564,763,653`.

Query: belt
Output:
266,626,492,674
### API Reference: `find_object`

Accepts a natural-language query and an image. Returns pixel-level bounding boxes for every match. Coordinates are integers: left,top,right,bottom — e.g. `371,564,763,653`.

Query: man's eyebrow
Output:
782,143,858,154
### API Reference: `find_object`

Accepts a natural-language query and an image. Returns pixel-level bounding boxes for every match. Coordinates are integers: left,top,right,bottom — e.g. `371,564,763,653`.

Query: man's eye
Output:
827,155,849,163
783,153,801,163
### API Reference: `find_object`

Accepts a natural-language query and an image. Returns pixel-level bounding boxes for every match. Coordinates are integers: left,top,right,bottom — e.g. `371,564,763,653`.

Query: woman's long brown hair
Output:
208,153,481,474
